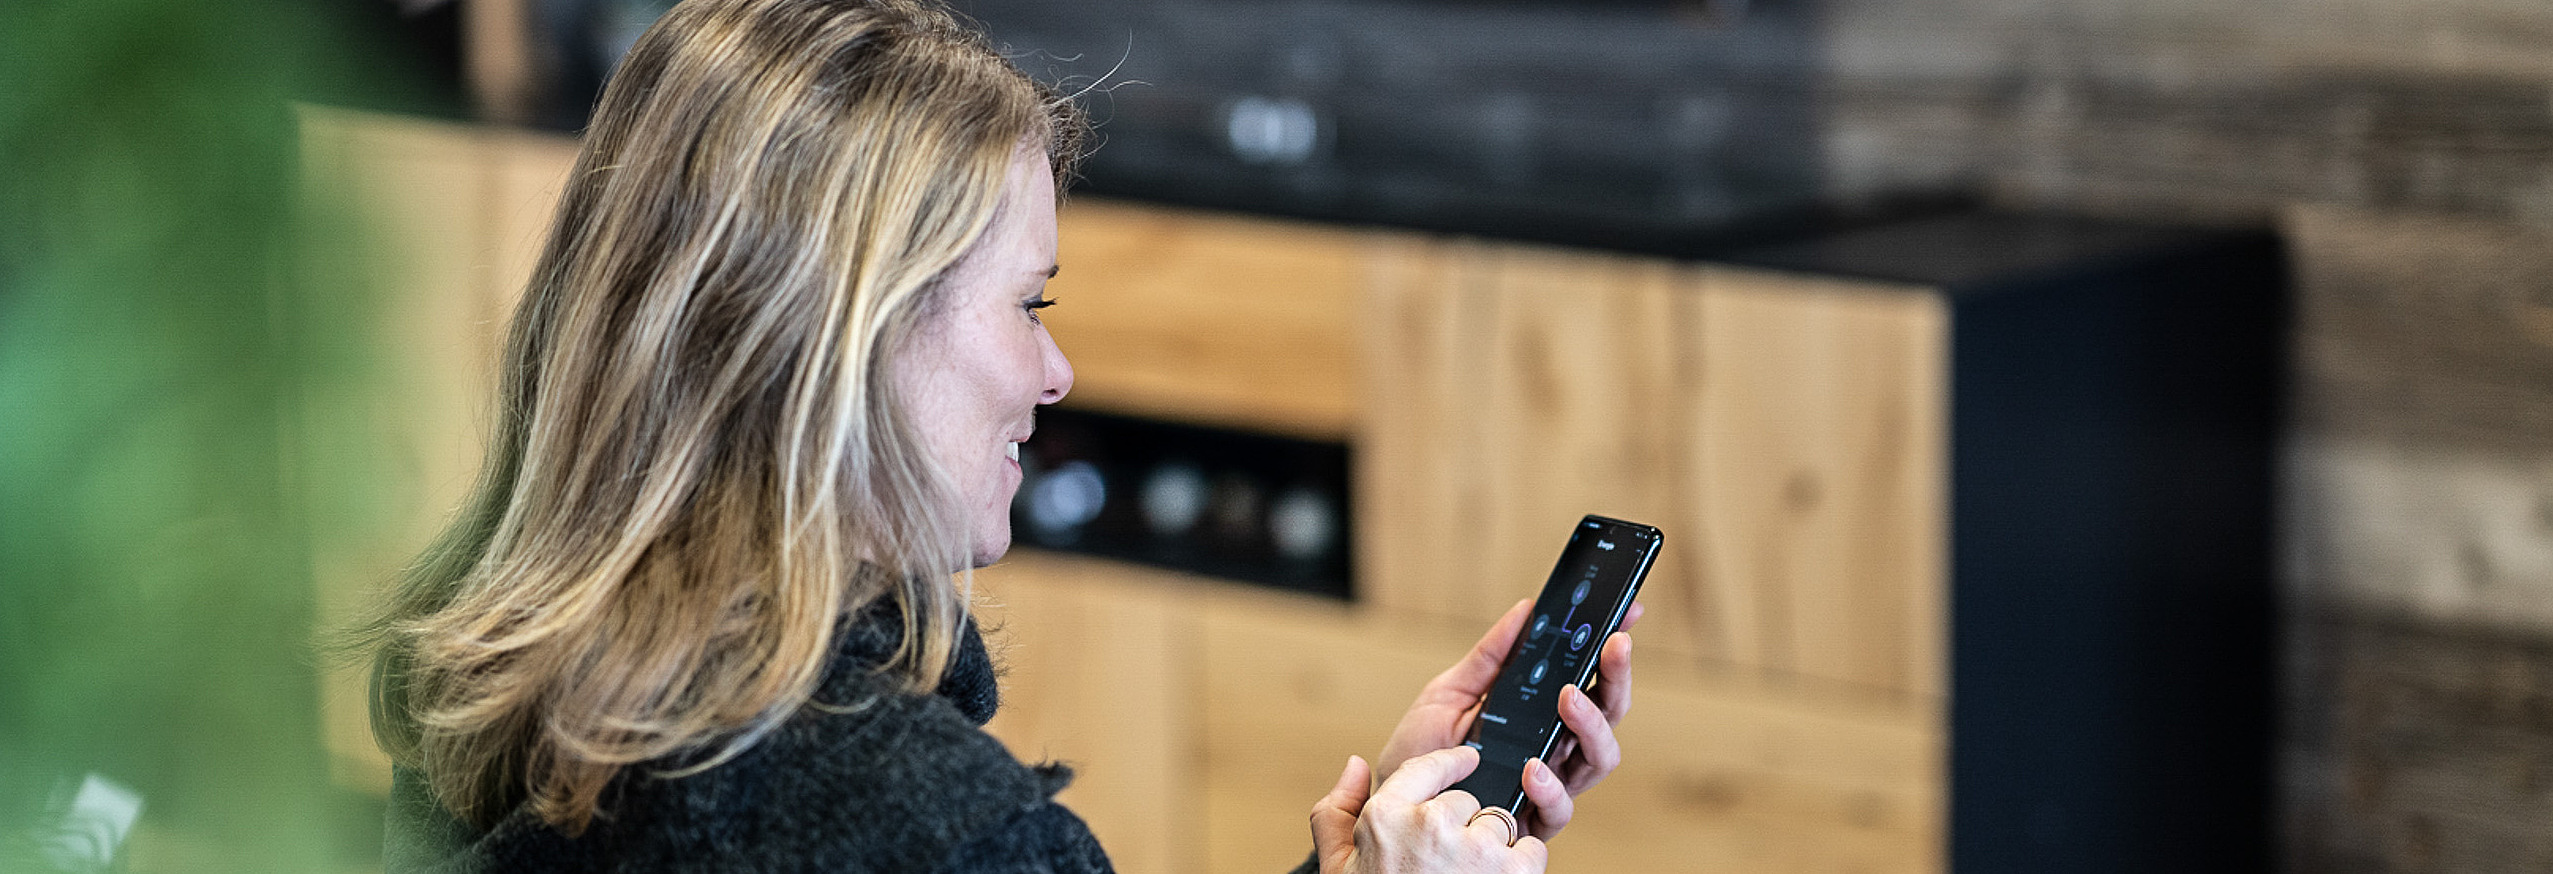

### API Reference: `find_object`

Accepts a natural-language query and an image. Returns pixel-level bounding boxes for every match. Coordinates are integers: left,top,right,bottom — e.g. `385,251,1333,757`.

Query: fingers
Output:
1318,754,1375,818
1519,758,1575,838
1554,684,1624,793
1593,631,1634,726
1464,804,1519,847
1372,744,1483,807
1511,835,1550,872
1310,755,1372,872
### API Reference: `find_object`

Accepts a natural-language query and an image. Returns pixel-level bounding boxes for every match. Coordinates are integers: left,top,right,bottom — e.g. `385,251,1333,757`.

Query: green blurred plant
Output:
0,1,447,870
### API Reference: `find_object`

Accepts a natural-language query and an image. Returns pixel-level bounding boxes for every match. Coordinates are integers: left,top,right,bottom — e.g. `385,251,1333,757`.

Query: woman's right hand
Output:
1309,747,1547,874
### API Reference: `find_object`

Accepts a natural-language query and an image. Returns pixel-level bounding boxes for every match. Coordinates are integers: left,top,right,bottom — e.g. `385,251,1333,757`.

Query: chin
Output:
969,527,1012,569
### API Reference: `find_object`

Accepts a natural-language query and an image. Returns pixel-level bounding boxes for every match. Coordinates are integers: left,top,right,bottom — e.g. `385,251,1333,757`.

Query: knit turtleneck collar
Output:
821,599,1001,725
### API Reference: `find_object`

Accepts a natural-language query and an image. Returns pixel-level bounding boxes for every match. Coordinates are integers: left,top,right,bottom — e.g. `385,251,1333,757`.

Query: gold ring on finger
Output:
1466,805,1521,847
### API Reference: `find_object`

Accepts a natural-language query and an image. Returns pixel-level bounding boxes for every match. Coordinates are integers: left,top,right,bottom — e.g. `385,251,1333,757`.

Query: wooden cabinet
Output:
304,109,1949,873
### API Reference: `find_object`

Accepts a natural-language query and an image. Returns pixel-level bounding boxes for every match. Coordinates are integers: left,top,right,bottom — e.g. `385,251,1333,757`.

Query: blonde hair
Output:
359,0,1084,833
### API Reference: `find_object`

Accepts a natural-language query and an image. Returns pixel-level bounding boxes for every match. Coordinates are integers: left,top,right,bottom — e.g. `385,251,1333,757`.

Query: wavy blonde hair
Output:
358,0,1083,833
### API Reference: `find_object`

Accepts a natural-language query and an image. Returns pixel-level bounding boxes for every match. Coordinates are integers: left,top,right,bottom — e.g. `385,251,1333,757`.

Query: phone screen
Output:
1451,515,1661,814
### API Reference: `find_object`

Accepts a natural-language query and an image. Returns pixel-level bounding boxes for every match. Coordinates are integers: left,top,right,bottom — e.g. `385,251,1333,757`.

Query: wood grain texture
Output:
1188,573,1941,874
1812,0,2553,225
1361,239,1948,703
976,554,1205,874
1193,590,1410,874
1559,660,1940,874
1358,238,1689,641
1044,200,1368,440
2287,205,2553,455
2284,602,2553,871
1687,267,1948,702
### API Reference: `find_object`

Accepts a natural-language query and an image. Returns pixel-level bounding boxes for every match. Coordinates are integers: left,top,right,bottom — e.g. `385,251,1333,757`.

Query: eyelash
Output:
1024,296,1057,324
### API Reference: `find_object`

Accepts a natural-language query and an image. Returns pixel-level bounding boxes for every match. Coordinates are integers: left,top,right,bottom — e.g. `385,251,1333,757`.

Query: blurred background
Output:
4,0,2550,871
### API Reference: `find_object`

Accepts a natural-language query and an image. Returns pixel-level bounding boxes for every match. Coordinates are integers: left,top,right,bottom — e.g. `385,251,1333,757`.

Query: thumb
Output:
1310,755,1372,872
1372,744,1483,807
1430,600,1533,703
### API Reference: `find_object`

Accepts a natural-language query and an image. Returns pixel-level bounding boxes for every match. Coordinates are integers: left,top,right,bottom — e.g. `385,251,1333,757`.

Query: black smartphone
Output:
1449,514,1662,817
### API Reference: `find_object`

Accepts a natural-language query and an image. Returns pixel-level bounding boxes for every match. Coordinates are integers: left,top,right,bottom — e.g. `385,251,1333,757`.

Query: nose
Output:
1038,328,1073,404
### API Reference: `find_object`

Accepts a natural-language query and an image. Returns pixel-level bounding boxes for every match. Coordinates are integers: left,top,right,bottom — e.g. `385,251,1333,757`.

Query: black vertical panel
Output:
1950,264,2146,868
1945,233,2283,872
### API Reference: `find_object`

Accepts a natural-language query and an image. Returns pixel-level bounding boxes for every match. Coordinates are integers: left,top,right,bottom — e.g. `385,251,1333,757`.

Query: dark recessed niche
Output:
1012,406,1353,600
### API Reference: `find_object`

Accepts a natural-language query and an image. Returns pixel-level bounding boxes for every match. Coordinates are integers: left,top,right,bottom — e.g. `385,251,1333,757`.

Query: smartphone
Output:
1449,514,1662,816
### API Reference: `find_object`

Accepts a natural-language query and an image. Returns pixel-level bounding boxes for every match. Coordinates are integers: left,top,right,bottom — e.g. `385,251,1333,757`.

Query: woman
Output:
362,1,1639,871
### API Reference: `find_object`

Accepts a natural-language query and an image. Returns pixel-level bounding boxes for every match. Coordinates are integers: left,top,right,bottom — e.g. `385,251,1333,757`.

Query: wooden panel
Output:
300,110,503,794
2286,205,2553,456
1357,235,1494,633
975,553,1204,874
1558,662,1941,873
1359,239,1690,639
2283,602,2553,871
1194,595,1435,874
481,126,578,323
1361,239,1947,701
1045,199,1366,439
297,109,579,794
1689,267,1948,701
1194,585,1940,874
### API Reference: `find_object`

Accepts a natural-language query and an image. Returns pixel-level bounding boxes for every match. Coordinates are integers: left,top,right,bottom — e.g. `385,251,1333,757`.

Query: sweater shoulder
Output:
390,688,1074,873
934,798,1114,874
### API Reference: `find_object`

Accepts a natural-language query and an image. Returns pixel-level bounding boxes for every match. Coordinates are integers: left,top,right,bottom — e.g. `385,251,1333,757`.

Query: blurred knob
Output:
1268,487,1337,562
1027,460,1106,540
1142,462,1208,537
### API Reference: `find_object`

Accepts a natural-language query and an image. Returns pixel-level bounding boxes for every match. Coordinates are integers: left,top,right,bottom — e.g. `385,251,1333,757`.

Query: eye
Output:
1024,295,1057,325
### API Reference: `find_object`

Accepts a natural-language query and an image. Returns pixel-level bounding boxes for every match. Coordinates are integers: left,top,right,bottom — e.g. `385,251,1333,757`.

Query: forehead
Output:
974,152,1057,267
935,151,1055,305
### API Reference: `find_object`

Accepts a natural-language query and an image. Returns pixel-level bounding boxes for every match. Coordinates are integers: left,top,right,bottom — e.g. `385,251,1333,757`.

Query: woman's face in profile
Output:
895,149,1074,567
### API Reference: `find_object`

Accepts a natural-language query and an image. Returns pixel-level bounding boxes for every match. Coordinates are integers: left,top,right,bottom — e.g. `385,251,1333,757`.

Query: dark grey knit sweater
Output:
385,604,1115,873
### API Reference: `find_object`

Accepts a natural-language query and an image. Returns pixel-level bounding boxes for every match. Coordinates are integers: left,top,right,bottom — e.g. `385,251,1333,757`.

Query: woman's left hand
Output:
1373,597,1641,840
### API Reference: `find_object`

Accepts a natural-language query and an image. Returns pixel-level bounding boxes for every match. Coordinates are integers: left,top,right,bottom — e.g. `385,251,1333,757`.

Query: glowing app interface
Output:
1455,517,1659,810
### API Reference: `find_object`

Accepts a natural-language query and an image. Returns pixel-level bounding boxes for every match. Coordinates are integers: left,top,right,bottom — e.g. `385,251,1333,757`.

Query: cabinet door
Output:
977,553,1208,874
1045,200,1368,439
297,109,578,793
1192,589,1942,874
1559,667,1941,873
1685,266,1948,701
1362,241,1948,703
1360,238,1689,640
1194,595,1443,874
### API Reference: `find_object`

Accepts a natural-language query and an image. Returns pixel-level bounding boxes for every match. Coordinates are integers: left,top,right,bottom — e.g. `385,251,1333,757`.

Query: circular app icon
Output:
1570,623,1594,651
1528,659,1550,685
1530,614,1551,639
1571,578,1592,605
